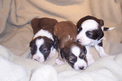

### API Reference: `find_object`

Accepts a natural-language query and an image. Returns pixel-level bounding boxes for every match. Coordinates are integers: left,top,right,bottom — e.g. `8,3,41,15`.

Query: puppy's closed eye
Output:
39,45,50,54
86,31,93,38
68,55,77,64
41,48,48,54
86,30,102,40
79,55,86,59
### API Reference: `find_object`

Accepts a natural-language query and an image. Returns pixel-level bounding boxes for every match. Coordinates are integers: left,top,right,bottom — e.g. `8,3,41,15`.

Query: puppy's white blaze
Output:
71,46,80,57
82,20,98,31
33,29,54,41
74,58,87,70
36,38,44,46
33,38,45,63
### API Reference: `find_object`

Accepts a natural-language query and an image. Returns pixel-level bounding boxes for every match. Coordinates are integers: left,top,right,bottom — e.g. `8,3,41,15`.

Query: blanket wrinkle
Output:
0,0,12,34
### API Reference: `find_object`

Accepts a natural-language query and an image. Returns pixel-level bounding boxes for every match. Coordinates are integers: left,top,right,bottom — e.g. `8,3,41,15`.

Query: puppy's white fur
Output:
33,29,54,41
74,58,87,70
71,46,80,57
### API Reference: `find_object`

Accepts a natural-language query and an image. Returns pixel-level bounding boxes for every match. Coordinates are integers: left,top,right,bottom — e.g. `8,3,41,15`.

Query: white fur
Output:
82,20,99,31
32,38,45,63
74,58,87,70
71,46,80,57
33,29,54,41
95,44,109,57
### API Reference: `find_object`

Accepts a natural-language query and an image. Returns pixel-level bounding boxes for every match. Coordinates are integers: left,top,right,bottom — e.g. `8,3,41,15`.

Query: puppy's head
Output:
30,36,54,63
76,16,104,46
60,41,87,70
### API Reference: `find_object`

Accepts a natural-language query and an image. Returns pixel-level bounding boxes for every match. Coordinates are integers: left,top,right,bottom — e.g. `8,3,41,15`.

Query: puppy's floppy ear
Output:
60,48,65,59
53,35,59,50
31,18,40,34
29,39,37,55
30,40,34,47
99,19,104,26
83,46,87,54
31,18,40,28
97,30,104,40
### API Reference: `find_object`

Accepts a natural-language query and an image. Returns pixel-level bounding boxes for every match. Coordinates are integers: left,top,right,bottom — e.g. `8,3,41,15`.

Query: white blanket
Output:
0,45,122,81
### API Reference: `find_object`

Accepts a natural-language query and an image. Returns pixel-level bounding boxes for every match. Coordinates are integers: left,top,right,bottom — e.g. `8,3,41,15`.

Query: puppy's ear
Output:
60,48,65,59
53,35,59,50
99,19,104,26
31,18,40,28
97,30,104,40
29,39,37,55
31,18,40,34
29,40,34,47
83,46,87,54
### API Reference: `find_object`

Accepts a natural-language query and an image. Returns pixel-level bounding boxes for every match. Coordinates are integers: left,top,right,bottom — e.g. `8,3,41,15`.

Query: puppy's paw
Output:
55,58,64,65
88,59,95,66
100,53,109,58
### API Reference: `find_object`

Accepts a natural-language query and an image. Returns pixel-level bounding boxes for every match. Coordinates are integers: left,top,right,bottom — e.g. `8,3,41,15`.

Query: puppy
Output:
76,16,114,65
54,21,87,70
30,17,59,63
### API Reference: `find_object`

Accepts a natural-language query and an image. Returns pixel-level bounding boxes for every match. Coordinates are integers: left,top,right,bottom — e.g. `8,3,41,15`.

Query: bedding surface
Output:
0,0,122,81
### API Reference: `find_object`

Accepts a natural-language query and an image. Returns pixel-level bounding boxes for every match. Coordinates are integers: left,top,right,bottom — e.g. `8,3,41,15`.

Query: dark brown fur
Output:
31,17,58,35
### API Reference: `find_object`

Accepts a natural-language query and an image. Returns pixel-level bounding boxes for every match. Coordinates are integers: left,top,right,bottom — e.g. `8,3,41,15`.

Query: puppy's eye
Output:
70,59,76,63
86,31,93,37
41,48,48,54
69,57,77,63
79,55,86,59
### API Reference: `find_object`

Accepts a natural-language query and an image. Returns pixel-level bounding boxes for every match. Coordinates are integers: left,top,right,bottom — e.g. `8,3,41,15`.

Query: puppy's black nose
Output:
77,39,81,43
79,66,84,70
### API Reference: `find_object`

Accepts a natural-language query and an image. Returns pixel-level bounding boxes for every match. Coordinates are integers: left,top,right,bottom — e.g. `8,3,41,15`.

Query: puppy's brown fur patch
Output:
54,21,77,48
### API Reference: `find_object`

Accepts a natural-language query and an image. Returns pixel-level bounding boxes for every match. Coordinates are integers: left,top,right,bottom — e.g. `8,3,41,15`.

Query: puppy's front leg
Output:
86,46,95,66
95,41,109,57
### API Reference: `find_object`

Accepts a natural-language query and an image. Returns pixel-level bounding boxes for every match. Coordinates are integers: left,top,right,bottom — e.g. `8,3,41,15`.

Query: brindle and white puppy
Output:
76,16,114,65
30,17,59,63
54,21,87,70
